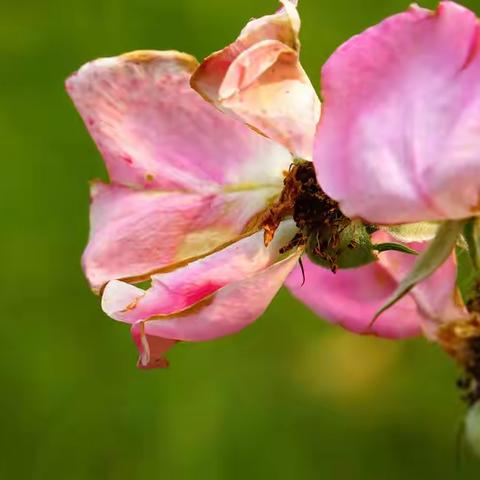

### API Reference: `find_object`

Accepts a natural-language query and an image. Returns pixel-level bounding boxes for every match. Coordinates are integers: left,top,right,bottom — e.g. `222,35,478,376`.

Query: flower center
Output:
260,160,356,271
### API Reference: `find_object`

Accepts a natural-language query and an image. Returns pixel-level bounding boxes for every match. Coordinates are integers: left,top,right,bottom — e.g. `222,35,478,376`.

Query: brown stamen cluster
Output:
260,160,350,270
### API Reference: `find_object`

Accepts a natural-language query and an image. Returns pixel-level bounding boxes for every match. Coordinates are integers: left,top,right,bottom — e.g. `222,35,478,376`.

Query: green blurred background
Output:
2,0,480,478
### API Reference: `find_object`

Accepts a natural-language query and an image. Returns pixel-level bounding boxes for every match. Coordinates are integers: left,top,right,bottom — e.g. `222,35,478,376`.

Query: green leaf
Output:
372,243,418,255
371,220,466,325
456,247,478,303
463,218,480,271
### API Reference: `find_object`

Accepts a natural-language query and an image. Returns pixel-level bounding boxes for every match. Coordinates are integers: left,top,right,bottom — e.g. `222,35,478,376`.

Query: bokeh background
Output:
3,0,480,478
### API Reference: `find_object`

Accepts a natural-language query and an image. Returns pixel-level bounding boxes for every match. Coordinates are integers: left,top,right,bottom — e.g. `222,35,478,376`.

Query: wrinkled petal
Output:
102,220,298,323
102,221,300,367
67,50,293,290
66,50,291,192
191,2,320,158
286,257,422,339
84,182,280,292
315,1,480,223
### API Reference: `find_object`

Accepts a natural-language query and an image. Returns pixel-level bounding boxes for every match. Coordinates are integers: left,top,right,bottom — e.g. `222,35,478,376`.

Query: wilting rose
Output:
67,0,437,368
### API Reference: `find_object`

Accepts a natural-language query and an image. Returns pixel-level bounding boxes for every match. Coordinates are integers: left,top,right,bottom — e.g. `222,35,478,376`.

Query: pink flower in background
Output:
315,1,480,225
67,0,446,368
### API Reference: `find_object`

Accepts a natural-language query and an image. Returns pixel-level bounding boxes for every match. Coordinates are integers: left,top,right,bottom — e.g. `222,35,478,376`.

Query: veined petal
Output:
315,1,480,223
191,2,320,158
66,50,291,192
83,182,281,292
286,257,422,339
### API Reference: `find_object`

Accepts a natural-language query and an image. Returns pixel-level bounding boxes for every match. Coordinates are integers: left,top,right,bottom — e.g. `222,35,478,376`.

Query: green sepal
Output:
383,222,440,242
456,246,480,305
372,243,418,255
371,219,466,324
463,218,480,271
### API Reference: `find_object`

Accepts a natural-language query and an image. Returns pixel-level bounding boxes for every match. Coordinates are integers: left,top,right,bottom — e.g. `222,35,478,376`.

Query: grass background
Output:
2,0,479,478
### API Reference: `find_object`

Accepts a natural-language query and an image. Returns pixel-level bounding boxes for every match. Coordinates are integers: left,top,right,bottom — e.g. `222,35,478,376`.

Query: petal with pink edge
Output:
101,221,300,367
192,0,301,103
66,50,291,192
286,257,422,339
131,330,177,370
191,2,320,159
102,220,298,323
84,181,281,292
129,254,298,368
315,1,480,223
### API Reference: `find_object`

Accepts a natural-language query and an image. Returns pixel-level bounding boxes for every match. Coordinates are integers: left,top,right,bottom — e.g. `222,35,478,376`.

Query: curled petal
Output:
286,257,422,339
315,1,480,223
83,182,281,292
128,253,298,368
102,221,300,367
66,50,290,192
191,3,320,158
192,0,301,102
102,220,298,324
135,253,298,344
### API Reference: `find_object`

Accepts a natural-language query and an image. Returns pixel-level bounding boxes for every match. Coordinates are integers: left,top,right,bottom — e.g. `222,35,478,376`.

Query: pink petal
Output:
192,0,300,102
66,50,291,192
128,254,298,368
374,233,469,338
286,257,422,339
191,3,320,158
131,330,177,369
315,1,480,223
102,221,300,367
84,182,281,292
136,253,298,343
102,220,298,324
67,50,293,291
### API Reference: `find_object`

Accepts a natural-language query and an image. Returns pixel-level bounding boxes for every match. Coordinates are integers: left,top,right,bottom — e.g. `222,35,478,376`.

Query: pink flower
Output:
315,1,480,225
67,1,428,368
313,1,480,400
